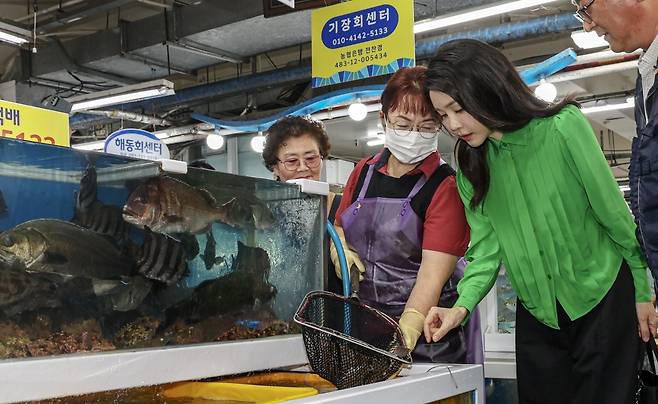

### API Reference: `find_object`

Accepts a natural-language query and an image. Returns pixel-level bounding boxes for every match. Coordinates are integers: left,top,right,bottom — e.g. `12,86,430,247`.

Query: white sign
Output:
104,128,170,161
276,0,295,8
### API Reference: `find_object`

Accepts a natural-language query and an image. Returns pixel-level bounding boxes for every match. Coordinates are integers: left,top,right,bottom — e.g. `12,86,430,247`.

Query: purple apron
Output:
340,158,483,364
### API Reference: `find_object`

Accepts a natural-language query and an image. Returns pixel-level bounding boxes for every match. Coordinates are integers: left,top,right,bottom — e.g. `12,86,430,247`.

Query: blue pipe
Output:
70,13,581,128
415,13,581,59
326,221,351,297
327,221,352,335
192,85,385,133
519,48,577,86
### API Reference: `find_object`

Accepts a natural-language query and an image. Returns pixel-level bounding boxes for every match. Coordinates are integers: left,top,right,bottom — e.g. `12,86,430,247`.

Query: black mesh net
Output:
294,291,412,390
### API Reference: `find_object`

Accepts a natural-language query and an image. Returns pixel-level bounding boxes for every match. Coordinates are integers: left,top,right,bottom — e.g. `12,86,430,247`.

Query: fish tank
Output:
0,137,324,375
478,264,517,377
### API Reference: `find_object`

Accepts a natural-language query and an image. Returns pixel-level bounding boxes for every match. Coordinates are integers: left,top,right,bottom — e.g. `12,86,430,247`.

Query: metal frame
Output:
0,335,308,403
290,364,484,403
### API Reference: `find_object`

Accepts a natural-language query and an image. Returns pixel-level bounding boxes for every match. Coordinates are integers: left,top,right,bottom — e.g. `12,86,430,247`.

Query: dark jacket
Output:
630,66,658,282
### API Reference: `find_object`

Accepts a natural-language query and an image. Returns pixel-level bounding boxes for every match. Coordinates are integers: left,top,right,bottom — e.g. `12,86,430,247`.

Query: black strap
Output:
328,194,342,223
648,338,658,374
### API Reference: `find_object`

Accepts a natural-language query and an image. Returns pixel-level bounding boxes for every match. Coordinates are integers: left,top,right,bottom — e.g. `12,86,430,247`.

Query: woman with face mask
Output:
333,66,482,364
422,39,658,403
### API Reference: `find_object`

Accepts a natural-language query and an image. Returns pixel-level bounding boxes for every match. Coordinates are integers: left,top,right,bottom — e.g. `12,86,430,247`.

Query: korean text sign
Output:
311,0,415,88
0,100,70,147
104,129,170,161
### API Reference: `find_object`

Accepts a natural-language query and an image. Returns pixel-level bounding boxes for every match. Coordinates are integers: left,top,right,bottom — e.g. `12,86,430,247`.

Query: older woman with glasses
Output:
332,66,482,364
262,115,353,295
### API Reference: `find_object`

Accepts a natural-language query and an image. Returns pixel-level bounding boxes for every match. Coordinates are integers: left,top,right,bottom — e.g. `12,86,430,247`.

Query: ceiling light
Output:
348,102,368,121
69,79,175,112
0,21,31,46
534,79,557,102
251,133,266,153
581,98,635,114
0,30,28,45
367,138,385,147
571,30,609,49
414,0,561,34
206,133,224,150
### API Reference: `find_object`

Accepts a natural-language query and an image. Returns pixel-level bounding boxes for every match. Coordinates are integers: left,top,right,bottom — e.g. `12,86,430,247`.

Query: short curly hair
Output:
262,115,331,172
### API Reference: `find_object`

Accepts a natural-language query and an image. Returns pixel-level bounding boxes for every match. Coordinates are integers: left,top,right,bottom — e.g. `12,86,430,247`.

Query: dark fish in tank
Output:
134,229,187,285
0,219,152,312
75,201,130,243
123,176,276,234
75,165,98,213
122,176,242,234
203,230,226,271
0,190,7,215
165,241,276,323
73,165,130,243
0,266,59,315
202,184,276,230
0,219,134,280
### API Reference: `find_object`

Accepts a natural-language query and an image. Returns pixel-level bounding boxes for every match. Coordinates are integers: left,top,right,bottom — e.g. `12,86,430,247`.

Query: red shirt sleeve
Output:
334,157,369,227
422,176,470,256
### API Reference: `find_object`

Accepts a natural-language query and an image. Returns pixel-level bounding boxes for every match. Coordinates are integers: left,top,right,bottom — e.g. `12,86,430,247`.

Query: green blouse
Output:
454,105,651,329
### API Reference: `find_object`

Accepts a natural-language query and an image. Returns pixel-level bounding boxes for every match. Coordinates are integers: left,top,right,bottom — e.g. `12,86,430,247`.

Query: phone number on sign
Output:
1,128,56,144
330,28,389,47
335,52,388,69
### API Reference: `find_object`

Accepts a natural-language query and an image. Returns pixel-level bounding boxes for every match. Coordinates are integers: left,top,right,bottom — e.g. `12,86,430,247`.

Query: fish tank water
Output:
0,137,325,360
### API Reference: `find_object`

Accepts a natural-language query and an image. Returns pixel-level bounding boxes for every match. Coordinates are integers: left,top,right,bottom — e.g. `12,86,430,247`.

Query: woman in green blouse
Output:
422,39,657,403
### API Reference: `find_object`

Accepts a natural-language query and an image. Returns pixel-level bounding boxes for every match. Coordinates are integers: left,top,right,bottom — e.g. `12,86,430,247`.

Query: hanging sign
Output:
311,0,415,88
0,100,70,147
104,128,170,161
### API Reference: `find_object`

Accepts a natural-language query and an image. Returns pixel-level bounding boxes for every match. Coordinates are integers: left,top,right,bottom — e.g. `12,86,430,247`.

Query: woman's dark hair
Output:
424,39,578,209
262,115,331,172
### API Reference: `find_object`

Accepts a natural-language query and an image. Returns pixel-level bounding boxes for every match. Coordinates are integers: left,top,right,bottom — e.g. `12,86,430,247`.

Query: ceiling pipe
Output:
15,0,86,23
81,110,172,126
415,13,581,59
70,12,582,128
137,0,173,9
546,60,637,83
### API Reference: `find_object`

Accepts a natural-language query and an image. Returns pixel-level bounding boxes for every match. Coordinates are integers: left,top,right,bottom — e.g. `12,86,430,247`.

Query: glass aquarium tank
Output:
0,137,324,361
495,268,516,334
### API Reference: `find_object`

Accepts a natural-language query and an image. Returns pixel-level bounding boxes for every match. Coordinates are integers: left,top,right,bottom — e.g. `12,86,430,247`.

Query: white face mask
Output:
384,127,438,164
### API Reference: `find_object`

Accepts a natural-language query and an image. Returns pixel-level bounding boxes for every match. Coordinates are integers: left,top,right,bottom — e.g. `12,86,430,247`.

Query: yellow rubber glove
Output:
329,232,365,282
399,308,425,351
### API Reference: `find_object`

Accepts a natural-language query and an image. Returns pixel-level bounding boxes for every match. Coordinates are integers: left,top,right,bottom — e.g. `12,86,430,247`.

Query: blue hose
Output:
327,221,352,335
326,221,351,297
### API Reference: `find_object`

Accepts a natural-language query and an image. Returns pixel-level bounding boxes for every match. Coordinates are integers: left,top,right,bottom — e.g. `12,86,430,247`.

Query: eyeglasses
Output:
386,120,439,139
278,154,322,171
571,0,596,24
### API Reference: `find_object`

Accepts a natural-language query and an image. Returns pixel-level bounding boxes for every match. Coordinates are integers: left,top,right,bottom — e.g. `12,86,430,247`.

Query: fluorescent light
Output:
0,30,28,45
581,98,635,114
571,30,609,49
367,138,385,147
414,0,561,34
69,79,175,112
0,21,31,45
72,140,104,150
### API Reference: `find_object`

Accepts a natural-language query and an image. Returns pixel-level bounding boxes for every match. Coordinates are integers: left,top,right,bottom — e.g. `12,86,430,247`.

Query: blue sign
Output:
104,128,170,161
321,4,398,49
